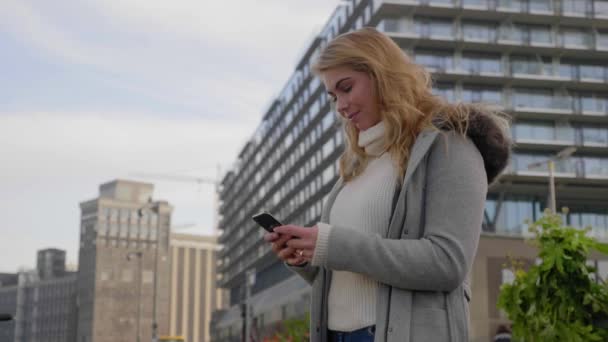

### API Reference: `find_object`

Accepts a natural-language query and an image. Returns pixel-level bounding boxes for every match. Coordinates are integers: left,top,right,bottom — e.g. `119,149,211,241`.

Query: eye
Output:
329,95,337,103
342,85,352,93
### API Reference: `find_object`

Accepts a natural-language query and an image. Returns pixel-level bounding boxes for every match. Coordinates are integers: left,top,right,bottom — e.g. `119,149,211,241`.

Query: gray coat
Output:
289,113,511,342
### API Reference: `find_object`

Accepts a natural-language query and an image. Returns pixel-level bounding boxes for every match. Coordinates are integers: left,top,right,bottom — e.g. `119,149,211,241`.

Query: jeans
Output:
328,326,375,342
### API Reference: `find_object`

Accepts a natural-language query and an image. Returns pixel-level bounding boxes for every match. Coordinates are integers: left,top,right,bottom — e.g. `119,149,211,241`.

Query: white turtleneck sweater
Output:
311,121,399,332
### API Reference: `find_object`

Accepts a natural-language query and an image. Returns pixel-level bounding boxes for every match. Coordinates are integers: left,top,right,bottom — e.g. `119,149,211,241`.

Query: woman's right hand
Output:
264,231,307,266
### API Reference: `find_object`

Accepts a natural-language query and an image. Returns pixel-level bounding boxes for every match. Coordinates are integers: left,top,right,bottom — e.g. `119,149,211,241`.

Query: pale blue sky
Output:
0,0,341,272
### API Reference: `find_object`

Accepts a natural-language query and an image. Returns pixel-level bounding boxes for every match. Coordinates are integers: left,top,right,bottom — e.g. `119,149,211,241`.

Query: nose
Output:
336,96,349,117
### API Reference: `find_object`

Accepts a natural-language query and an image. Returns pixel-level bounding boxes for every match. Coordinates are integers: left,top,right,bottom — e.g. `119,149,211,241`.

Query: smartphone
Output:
252,212,283,232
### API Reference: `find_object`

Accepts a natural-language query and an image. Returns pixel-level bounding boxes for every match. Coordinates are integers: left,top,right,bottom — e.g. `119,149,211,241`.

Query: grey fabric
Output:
288,114,510,341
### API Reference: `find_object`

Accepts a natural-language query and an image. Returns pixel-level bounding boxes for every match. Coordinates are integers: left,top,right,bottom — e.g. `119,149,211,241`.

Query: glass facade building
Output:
212,0,608,340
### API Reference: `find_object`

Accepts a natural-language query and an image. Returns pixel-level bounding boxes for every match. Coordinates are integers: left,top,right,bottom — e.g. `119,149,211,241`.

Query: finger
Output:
286,238,313,249
278,247,296,260
275,234,292,248
273,225,306,238
264,232,279,242
287,255,307,266
271,238,291,254
301,249,314,259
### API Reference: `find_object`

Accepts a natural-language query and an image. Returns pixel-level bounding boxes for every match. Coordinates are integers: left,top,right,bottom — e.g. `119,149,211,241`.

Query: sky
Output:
0,0,341,272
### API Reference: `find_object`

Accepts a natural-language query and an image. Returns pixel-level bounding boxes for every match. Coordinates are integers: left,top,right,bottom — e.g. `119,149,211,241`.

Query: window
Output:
462,22,497,42
415,18,453,38
462,87,502,105
498,0,524,10
463,0,488,7
580,65,606,80
462,53,502,74
581,94,608,113
561,28,589,47
381,18,400,32
530,0,552,11
322,111,335,132
559,63,576,78
513,88,553,108
512,56,553,75
414,50,454,71
563,0,589,13
596,0,608,16
584,157,608,176
433,84,455,102
492,198,535,234
529,25,552,44
598,31,608,48
322,139,334,160
582,127,608,145
512,121,555,140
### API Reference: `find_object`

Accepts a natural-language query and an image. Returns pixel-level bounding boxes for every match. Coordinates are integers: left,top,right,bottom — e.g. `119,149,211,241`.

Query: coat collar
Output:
400,128,439,190
320,128,440,225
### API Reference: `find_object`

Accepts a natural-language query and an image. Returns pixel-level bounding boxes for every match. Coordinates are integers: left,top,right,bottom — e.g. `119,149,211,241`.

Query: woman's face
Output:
321,66,381,131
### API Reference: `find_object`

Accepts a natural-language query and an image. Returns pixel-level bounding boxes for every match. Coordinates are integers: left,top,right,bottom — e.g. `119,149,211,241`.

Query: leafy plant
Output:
274,313,310,342
497,209,608,342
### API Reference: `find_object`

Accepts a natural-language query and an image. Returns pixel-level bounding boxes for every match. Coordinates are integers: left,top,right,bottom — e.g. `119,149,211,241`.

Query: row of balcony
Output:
377,0,608,18
381,20,608,52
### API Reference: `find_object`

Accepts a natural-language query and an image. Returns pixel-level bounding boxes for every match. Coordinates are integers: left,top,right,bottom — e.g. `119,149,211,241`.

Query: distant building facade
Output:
37,248,67,280
76,180,173,342
169,233,226,342
0,250,78,342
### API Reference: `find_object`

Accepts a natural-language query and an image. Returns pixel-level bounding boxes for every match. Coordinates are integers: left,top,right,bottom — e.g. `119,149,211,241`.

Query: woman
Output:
264,27,511,342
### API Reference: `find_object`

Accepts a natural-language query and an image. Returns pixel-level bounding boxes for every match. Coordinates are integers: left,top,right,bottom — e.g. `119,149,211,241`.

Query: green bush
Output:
275,313,310,342
497,209,608,342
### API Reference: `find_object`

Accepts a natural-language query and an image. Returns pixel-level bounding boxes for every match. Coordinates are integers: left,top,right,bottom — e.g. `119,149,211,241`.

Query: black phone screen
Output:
252,212,283,232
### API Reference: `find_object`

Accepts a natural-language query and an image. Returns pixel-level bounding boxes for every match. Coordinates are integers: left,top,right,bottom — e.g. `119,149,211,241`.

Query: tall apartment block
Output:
77,180,173,342
0,250,78,342
212,0,608,341
168,233,226,342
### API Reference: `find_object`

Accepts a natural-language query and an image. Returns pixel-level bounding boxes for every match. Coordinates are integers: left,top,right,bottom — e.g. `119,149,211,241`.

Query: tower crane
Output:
130,170,221,235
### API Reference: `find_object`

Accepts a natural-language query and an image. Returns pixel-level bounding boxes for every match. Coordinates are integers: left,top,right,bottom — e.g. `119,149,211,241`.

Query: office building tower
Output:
76,180,173,342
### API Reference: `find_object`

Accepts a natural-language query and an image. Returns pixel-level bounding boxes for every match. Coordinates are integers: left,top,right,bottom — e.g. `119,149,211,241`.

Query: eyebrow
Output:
327,77,351,95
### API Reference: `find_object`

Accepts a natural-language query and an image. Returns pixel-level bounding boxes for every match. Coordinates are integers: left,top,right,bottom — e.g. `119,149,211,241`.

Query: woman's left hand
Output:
273,225,318,264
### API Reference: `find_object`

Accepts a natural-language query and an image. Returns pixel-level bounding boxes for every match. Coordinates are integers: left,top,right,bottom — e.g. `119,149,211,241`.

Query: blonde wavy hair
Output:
312,27,497,183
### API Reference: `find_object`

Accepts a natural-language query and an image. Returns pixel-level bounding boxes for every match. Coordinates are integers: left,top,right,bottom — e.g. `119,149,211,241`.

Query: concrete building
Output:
168,233,226,342
212,1,608,341
76,180,173,342
37,248,67,280
0,277,18,342
0,251,78,342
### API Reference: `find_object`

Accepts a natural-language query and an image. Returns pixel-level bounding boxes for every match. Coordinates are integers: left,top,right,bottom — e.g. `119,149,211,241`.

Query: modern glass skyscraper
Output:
213,0,608,340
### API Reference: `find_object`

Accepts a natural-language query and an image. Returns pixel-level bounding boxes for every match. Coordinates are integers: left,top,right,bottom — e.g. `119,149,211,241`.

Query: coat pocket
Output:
410,307,449,341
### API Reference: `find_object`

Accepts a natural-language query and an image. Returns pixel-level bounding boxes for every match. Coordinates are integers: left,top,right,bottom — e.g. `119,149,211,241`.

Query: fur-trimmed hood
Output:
437,109,512,184
463,110,511,184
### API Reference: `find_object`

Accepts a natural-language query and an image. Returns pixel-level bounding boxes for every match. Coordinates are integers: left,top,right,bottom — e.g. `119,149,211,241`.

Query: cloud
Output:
0,111,257,271
0,0,340,118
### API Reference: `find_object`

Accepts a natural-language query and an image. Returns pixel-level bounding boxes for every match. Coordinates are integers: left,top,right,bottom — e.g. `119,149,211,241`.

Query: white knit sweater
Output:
311,121,399,332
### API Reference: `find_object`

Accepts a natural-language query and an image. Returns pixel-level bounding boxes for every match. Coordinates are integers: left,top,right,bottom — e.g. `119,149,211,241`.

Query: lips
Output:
347,111,360,120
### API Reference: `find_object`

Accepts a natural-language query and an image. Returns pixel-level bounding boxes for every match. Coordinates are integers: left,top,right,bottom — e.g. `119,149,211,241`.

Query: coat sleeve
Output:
285,262,320,285
324,133,487,292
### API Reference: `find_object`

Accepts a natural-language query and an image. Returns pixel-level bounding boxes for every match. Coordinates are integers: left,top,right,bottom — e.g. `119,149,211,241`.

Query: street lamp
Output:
527,146,577,213
127,251,144,342
138,198,161,342
243,269,256,342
